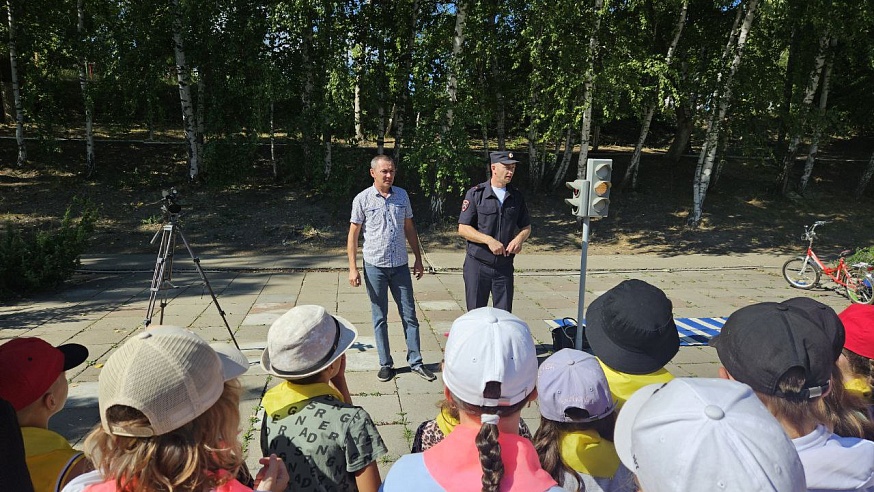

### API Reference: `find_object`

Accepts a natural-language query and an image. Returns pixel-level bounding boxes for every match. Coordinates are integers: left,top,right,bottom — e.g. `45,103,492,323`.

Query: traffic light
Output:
565,179,589,217
586,159,612,218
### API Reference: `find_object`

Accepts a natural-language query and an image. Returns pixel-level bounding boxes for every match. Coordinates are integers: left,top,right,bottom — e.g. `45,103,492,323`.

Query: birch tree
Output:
76,0,95,176
855,151,874,199
776,34,829,196
576,0,604,179
799,37,836,194
621,0,688,191
689,0,759,227
446,0,467,128
393,0,418,165
6,0,26,166
171,0,200,180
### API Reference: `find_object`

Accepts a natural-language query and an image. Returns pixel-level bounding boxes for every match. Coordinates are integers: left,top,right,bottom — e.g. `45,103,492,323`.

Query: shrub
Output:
848,246,874,266
0,201,97,300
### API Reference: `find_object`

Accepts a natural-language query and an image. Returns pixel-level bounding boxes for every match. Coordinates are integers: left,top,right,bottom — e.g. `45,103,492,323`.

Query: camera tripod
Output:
144,212,240,349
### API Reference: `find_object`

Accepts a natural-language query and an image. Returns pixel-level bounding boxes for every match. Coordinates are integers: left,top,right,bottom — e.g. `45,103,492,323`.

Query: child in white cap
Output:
615,377,806,492
533,349,634,492
382,307,562,492
61,326,288,492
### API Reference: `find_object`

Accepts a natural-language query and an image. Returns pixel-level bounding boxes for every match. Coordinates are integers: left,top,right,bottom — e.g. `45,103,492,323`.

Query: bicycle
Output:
782,220,874,304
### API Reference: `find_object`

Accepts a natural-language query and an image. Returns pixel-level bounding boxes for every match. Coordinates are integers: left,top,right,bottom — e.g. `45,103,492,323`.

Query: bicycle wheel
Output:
783,257,820,289
846,268,874,305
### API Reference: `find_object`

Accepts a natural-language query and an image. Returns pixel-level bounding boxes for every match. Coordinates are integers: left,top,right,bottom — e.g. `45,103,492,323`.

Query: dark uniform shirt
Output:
458,181,531,266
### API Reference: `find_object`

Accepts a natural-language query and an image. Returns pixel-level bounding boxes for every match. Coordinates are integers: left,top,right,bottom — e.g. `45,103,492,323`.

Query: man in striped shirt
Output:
348,155,436,383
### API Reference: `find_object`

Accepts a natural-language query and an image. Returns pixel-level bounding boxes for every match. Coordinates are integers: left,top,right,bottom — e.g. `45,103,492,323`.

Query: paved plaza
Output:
0,249,856,476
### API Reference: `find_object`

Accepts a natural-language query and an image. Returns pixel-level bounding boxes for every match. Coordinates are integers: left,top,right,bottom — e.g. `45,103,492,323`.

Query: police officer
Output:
458,151,532,312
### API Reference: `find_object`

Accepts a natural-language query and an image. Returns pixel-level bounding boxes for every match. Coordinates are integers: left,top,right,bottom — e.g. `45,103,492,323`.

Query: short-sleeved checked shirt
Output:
350,185,413,268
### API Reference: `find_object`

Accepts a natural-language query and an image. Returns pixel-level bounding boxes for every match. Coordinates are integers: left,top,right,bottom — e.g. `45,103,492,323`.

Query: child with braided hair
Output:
381,308,562,492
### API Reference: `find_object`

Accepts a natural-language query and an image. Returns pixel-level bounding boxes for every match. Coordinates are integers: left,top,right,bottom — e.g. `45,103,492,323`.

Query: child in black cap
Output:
585,279,679,408
713,302,874,491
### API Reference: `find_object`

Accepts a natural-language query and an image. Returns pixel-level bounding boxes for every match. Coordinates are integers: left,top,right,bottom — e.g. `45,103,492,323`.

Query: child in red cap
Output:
839,304,874,401
0,337,90,491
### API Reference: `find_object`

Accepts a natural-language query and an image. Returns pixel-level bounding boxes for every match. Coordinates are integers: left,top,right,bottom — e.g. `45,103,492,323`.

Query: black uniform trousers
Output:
463,254,515,312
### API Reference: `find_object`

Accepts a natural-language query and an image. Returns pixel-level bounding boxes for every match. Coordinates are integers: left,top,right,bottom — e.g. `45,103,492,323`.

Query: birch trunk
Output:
854,151,874,199
1,82,12,121
550,127,576,190
799,37,836,194
485,11,505,149
353,47,364,141
665,102,694,162
777,34,829,195
301,23,315,167
578,80,595,177
376,43,386,153
77,0,95,176
394,0,418,164
196,75,205,172
622,104,655,190
776,26,800,156
690,0,759,226
481,124,489,163
385,103,395,137
6,0,26,166
711,129,729,188
691,3,743,189
323,130,332,177
376,104,385,154
622,0,688,190
446,0,467,128
430,0,467,224
527,122,540,187
171,0,199,180
270,100,276,178
577,0,604,179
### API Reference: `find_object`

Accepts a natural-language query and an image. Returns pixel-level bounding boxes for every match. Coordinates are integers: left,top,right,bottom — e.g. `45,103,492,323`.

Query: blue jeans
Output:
363,262,423,369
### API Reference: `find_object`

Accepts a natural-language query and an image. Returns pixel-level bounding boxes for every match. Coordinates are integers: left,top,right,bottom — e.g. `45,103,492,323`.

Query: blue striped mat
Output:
547,317,726,347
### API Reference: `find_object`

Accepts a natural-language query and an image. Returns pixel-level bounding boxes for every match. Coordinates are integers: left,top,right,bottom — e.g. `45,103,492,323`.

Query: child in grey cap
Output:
533,349,634,492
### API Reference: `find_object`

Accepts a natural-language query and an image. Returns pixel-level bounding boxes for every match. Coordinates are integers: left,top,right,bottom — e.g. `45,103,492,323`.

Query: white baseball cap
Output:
615,378,806,492
443,307,537,407
99,326,249,437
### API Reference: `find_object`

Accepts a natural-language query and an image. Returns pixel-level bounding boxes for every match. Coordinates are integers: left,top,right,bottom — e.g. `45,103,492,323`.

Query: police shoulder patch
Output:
461,200,470,212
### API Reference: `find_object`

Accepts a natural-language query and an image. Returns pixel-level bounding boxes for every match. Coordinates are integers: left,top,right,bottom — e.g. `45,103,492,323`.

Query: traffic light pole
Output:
566,158,612,351
575,216,590,351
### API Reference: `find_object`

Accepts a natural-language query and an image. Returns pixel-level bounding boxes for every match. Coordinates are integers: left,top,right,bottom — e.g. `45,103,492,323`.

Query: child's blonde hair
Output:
83,380,244,492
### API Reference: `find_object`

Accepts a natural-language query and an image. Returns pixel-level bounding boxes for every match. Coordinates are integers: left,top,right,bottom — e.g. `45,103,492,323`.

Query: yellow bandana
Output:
845,378,873,399
435,408,460,437
262,381,343,417
598,358,674,409
558,430,621,478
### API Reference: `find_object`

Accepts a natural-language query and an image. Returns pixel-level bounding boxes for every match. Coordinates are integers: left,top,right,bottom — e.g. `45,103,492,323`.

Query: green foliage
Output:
202,134,260,186
0,201,98,300
848,247,874,266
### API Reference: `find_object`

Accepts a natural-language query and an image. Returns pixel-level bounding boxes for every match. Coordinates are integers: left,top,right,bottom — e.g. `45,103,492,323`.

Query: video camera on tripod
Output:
144,187,240,349
160,188,182,216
